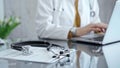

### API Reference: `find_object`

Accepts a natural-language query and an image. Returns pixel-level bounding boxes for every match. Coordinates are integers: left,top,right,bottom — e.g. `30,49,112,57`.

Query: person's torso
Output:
52,0,98,27
44,0,99,28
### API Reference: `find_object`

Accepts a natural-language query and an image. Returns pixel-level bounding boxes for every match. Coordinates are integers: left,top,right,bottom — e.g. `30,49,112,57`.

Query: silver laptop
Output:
72,0,120,45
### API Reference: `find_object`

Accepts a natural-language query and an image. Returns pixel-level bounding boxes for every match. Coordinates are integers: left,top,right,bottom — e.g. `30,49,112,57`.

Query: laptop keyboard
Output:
92,36,104,41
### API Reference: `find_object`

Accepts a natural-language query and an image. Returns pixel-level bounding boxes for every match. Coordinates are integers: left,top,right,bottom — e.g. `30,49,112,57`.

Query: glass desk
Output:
0,39,108,68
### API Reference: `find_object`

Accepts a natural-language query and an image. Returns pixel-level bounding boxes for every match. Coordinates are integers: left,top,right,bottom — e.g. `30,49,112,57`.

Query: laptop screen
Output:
102,1,120,44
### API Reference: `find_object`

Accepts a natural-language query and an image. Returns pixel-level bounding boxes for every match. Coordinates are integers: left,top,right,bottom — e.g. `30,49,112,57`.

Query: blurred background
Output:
0,0,117,40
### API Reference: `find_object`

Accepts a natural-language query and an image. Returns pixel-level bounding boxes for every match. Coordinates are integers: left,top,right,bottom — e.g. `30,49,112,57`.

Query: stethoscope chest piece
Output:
90,10,96,17
89,0,96,18
21,45,33,56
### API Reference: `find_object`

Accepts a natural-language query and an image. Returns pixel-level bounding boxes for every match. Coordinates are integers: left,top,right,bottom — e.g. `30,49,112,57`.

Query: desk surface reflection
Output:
0,39,108,68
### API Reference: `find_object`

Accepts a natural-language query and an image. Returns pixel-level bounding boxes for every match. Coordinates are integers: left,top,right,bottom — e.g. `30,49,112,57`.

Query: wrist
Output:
70,27,77,37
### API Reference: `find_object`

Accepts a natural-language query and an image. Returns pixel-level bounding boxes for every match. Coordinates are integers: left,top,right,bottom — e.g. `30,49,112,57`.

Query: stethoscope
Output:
89,0,96,17
11,40,71,60
52,0,96,18
10,40,74,67
52,0,64,13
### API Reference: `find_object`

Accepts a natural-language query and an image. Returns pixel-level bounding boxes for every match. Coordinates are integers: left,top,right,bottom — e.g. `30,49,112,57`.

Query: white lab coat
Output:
36,0,101,40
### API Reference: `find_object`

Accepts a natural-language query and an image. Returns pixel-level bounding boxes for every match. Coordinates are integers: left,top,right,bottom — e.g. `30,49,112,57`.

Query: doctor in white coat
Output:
36,0,107,40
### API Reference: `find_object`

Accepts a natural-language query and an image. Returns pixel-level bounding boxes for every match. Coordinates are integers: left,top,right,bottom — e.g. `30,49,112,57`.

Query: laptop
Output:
72,0,120,45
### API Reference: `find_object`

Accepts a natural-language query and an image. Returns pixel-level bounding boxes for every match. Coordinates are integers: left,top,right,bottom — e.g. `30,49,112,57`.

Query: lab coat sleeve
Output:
36,0,71,40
